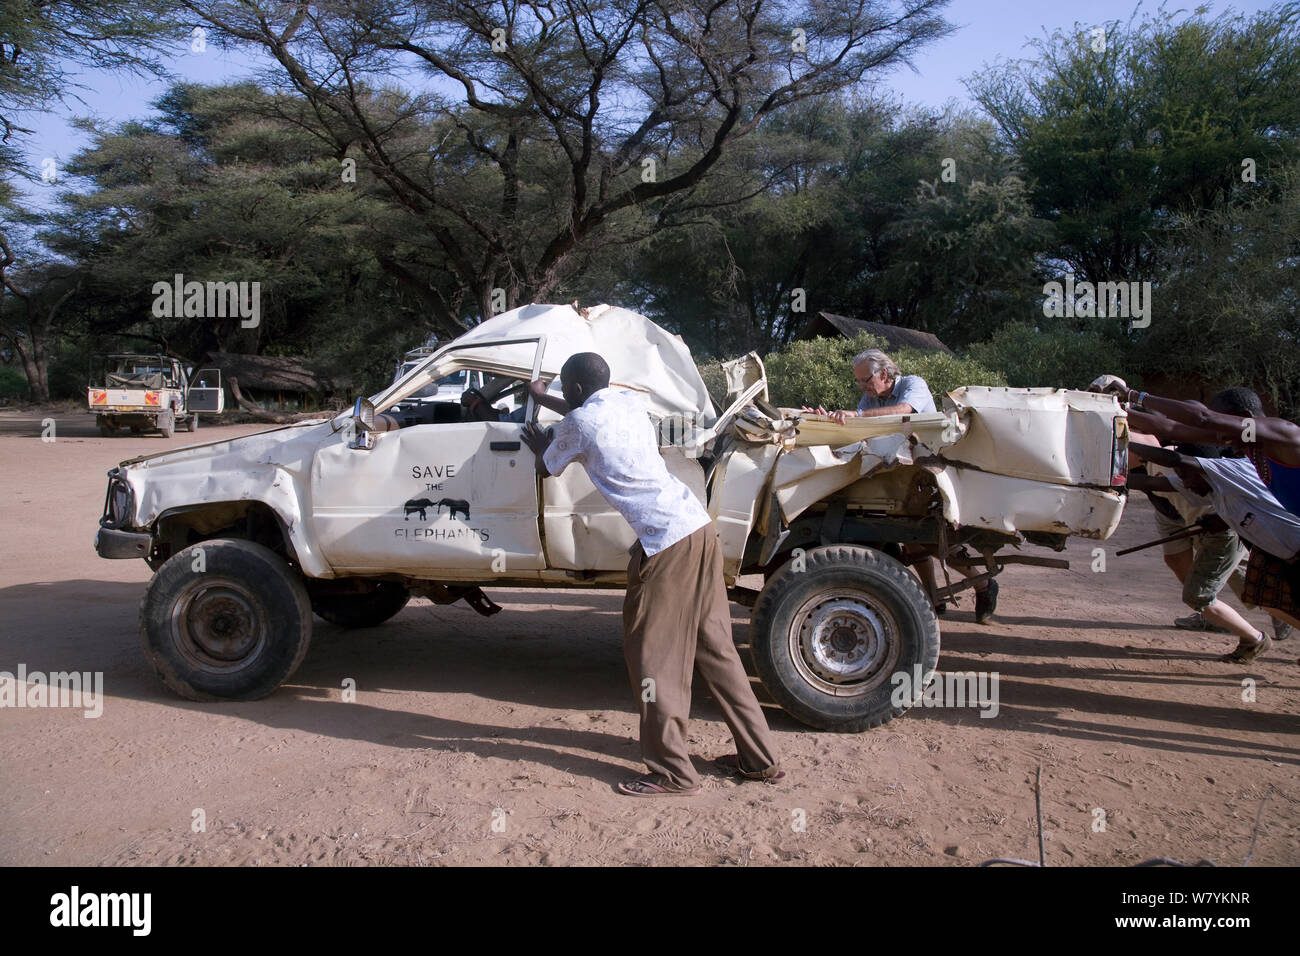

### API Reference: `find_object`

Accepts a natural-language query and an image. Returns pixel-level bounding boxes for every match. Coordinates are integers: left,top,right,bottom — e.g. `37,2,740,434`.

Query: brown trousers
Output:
623,524,780,788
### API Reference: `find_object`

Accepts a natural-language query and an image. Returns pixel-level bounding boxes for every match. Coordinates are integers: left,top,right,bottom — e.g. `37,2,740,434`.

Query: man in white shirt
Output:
521,352,782,796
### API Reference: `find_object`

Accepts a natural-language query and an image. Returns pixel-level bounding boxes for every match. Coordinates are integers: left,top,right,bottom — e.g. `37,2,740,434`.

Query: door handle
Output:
490,441,521,452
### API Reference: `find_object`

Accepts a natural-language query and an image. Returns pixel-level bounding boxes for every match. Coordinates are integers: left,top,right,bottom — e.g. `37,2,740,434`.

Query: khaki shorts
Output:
1154,505,1196,556
1182,531,1247,612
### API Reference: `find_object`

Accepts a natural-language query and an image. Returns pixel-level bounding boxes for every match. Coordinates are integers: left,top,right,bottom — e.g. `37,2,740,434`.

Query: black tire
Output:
751,545,940,732
97,421,115,437
183,413,198,432
140,539,312,701
158,409,174,438
311,582,410,629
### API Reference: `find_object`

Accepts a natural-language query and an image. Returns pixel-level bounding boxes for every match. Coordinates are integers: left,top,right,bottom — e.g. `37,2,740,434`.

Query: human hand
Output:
528,379,551,400
521,422,553,454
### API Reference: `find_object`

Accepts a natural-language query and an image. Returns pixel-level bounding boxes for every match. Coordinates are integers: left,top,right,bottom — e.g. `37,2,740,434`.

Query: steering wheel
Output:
490,380,531,403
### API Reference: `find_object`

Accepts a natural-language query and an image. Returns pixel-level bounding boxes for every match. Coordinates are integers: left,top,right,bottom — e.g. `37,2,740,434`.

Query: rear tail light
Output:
1111,417,1129,487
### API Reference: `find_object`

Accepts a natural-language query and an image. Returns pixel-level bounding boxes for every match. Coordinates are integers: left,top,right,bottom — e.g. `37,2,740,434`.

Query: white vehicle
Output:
88,353,224,437
94,304,1129,730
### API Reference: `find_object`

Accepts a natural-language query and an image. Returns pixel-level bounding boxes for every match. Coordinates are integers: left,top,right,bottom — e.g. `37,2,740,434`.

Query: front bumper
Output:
95,526,151,559
96,466,151,559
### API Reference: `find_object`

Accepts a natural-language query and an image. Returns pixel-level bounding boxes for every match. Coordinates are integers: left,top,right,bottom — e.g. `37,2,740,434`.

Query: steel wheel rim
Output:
789,590,901,697
170,576,269,671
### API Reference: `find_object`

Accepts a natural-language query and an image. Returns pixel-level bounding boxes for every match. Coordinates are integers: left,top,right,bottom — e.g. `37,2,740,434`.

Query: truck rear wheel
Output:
311,582,410,629
97,421,115,437
140,539,312,701
158,409,175,438
751,545,939,732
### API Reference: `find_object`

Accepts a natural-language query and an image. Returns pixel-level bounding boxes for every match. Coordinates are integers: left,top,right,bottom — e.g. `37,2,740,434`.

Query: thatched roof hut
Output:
797,312,954,355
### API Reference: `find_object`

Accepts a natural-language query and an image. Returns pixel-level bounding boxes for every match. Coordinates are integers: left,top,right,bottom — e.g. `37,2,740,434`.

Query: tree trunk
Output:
227,375,323,423
14,342,47,403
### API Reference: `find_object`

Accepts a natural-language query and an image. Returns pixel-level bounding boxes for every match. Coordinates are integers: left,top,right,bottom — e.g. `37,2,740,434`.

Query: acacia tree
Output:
0,233,80,402
619,101,1050,356
0,0,182,398
967,4,1300,284
45,84,431,390
182,0,953,334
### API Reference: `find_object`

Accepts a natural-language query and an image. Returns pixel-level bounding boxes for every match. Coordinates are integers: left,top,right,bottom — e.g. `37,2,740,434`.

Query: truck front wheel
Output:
751,545,940,732
140,539,312,700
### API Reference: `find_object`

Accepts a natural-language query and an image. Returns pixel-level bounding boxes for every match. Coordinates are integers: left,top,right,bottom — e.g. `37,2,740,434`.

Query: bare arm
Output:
1129,393,1247,442
529,379,570,417
1127,441,1187,470
1129,391,1300,466
802,403,914,425
858,403,915,418
1127,410,1225,447
1127,473,1177,494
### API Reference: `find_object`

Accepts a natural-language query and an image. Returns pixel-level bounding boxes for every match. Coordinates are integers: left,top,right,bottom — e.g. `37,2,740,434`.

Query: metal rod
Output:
1116,521,1206,557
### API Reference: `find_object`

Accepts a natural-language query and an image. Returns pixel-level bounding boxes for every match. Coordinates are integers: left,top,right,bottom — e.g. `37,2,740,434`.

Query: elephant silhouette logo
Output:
438,497,471,520
403,497,435,520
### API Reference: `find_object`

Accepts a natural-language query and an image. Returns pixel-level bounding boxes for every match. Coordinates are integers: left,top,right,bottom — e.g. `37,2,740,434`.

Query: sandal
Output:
617,774,700,797
1221,632,1271,664
714,753,786,782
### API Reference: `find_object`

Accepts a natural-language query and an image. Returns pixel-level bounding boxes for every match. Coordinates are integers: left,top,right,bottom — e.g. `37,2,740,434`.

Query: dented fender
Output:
118,420,337,577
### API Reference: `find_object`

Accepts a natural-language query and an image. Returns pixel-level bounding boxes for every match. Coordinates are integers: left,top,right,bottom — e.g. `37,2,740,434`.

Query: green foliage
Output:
1138,161,1300,417
46,334,94,400
0,363,27,400
893,347,1007,401
762,333,887,410
696,361,729,411
965,322,1137,390
968,4,1300,281
0,1,180,178
759,332,1006,410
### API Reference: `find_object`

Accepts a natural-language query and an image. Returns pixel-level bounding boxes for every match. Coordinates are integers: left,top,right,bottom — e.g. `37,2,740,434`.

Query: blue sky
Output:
12,0,1281,210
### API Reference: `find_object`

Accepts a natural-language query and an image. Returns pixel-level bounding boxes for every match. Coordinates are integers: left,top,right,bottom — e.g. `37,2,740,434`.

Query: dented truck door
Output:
311,340,548,575
311,419,545,575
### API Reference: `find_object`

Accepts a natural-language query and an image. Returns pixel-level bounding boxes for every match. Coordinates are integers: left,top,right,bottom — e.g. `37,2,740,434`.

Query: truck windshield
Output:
396,363,467,400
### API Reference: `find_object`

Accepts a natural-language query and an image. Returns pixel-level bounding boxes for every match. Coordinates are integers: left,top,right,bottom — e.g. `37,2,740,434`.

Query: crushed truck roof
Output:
452,303,716,424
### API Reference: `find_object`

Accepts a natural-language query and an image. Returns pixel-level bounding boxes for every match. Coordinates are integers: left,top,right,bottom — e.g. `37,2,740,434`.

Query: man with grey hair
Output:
807,347,998,623
810,348,937,424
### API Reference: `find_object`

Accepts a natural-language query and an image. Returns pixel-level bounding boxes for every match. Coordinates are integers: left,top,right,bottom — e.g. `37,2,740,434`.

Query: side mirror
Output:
186,366,194,377
348,397,378,449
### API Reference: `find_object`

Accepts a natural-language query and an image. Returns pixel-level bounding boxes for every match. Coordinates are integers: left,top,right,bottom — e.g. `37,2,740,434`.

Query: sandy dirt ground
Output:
0,406,1297,867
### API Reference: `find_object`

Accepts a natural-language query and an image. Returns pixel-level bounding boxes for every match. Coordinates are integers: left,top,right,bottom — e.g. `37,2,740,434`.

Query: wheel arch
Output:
152,500,307,572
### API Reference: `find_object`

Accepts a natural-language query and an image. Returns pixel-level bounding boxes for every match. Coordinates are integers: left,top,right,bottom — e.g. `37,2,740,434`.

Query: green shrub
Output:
696,360,729,409
893,348,1007,401
759,332,1006,410
761,332,887,410
965,321,1138,390
0,364,28,401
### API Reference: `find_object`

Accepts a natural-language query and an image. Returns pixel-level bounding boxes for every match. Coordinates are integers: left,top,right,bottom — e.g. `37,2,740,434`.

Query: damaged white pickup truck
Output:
95,304,1129,730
